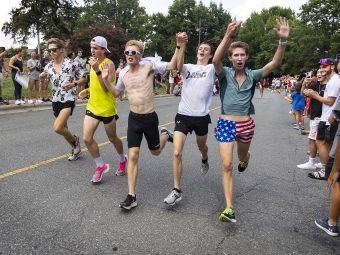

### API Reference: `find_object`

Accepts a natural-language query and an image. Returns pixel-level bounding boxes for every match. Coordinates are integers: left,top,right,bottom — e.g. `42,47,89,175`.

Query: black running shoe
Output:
160,127,174,143
119,194,138,210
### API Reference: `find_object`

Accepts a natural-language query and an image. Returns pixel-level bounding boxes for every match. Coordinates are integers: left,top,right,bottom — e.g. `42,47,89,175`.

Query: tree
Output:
78,0,149,41
2,0,80,49
299,0,340,58
66,26,128,65
145,0,231,63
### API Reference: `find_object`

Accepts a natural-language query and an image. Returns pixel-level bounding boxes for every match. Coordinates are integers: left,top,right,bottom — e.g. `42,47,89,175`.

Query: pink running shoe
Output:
116,155,128,176
91,163,110,183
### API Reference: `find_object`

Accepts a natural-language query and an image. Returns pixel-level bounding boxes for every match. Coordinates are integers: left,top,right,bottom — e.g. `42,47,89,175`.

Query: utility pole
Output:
198,19,201,45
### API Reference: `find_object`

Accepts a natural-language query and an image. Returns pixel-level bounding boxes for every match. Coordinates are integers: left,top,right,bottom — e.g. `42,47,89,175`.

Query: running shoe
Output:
163,189,182,205
219,207,236,223
160,127,174,143
91,163,110,183
238,152,250,172
68,135,82,161
315,217,338,236
119,194,137,210
116,155,128,176
297,162,316,170
200,160,209,175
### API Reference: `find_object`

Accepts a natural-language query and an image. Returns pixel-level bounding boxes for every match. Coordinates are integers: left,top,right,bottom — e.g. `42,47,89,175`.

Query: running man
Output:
162,35,222,206
212,17,290,222
78,36,127,184
101,33,187,210
40,38,87,161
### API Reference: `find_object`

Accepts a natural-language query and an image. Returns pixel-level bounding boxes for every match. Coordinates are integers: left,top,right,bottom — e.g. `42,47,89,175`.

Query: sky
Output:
0,0,307,49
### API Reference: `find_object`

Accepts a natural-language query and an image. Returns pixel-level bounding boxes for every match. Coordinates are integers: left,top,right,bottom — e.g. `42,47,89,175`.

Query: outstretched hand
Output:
226,20,242,38
273,17,290,41
101,63,109,80
176,32,188,45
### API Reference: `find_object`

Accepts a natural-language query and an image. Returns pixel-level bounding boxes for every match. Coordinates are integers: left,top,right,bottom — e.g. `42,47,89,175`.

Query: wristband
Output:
96,70,102,75
279,39,287,46
176,45,180,49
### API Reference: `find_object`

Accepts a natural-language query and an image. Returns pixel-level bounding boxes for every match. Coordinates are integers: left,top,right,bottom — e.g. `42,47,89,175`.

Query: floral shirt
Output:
44,58,84,102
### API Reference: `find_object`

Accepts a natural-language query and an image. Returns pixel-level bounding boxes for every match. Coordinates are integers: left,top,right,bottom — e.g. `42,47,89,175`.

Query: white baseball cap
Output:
90,36,111,53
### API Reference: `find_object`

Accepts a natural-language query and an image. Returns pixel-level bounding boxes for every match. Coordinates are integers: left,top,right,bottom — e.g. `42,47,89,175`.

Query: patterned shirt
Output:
44,58,84,103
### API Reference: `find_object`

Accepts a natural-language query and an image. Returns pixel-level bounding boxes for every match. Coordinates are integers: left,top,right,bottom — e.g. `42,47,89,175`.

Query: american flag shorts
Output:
215,118,255,143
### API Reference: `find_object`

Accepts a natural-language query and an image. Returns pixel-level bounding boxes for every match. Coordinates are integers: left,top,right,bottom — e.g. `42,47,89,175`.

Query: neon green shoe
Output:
219,208,236,223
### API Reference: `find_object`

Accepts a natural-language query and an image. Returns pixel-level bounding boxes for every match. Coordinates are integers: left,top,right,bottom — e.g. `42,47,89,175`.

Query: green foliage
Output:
145,0,231,63
78,0,149,41
66,26,128,64
2,0,80,45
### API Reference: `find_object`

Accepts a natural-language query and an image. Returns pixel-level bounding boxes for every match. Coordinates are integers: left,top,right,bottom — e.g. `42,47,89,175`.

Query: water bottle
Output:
5,97,9,105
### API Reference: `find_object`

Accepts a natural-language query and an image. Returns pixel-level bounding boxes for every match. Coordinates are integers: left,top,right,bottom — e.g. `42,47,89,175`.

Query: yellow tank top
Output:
87,58,117,117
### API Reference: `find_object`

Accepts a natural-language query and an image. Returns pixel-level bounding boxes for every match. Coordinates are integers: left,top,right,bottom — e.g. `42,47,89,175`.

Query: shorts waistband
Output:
129,111,155,117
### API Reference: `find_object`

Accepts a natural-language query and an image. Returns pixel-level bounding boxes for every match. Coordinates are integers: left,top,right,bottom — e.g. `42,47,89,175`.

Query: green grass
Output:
1,78,167,100
1,77,52,100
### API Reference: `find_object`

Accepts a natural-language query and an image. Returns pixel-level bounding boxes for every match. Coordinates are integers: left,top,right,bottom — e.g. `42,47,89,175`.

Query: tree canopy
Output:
2,0,340,74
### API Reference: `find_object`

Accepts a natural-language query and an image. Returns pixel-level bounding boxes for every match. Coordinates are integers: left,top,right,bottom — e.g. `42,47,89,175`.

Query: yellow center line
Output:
0,107,220,180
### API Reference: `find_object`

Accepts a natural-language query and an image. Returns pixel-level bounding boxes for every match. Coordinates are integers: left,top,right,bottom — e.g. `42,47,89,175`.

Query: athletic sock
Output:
308,157,315,166
202,157,208,164
119,154,125,162
173,188,181,193
128,193,136,197
94,157,105,167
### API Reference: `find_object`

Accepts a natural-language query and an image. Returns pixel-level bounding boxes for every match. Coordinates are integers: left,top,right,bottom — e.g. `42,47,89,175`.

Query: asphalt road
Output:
0,90,339,255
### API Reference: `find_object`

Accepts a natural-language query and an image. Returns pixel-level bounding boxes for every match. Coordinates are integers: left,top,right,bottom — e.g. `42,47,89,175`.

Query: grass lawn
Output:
1,76,168,100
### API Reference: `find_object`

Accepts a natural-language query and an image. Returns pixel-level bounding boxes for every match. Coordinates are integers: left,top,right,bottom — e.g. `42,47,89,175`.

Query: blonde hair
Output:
47,38,65,49
228,41,249,57
125,40,144,55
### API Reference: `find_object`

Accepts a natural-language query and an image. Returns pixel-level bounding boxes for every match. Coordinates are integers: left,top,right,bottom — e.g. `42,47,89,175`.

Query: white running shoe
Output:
15,100,21,105
27,99,34,104
315,162,323,168
36,99,43,104
297,162,316,170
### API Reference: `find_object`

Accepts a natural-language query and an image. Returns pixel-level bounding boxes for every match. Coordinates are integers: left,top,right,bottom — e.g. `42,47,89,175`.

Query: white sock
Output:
308,157,315,166
119,154,125,162
94,157,104,167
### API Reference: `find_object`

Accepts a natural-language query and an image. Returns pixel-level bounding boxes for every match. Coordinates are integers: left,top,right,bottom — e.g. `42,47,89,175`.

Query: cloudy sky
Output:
0,0,307,49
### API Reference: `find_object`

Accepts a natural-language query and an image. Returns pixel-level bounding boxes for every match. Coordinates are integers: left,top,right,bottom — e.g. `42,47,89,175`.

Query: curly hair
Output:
196,37,221,56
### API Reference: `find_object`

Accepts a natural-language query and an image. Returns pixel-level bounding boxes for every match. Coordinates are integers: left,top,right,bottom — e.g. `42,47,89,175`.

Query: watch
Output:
96,70,102,75
74,82,78,87
279,39,288,46
176,45,180,49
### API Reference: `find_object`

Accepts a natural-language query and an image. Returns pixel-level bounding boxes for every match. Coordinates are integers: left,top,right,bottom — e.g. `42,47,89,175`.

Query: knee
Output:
129,151,139,162
108,135,120,145
82,135,93,146
173,149,183,159
53,124,62,134
150,149,161,156
222,161,233,173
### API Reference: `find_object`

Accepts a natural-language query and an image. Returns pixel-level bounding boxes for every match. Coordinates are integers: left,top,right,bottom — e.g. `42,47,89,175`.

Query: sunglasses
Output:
48,48,60,53
124,50,141,56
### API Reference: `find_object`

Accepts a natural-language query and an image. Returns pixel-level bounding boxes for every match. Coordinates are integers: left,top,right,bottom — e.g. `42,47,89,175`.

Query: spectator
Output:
8,47,25,105
285,82,305,130
40,50,51,102
0,47,9,103
27,51,43,104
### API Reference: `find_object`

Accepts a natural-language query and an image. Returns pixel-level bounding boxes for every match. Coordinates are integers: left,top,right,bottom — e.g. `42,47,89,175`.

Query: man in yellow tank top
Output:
79,36,127,184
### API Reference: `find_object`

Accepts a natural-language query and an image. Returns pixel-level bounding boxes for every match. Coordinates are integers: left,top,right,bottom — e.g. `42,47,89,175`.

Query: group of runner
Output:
41,18,292,224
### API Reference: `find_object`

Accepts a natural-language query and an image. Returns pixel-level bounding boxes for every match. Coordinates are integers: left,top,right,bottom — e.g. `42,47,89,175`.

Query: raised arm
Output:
166,32,188,71
212,21,241,75
176,32,188,73
262,17,290,77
